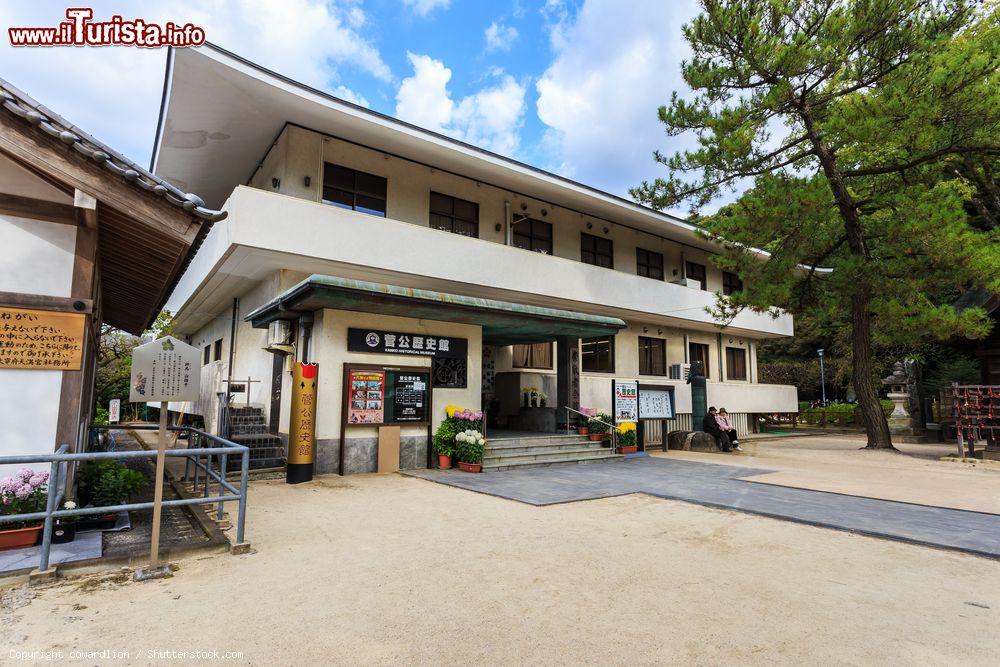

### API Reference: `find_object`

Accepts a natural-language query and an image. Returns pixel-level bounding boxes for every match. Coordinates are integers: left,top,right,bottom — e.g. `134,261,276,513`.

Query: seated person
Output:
702,406,732,452
717,408,742,451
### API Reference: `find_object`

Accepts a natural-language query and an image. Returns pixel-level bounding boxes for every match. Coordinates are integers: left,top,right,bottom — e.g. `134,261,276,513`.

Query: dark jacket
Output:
702,413,721,434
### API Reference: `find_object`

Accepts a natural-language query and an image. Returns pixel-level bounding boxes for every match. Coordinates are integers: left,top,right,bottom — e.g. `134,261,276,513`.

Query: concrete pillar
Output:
556,336,580,429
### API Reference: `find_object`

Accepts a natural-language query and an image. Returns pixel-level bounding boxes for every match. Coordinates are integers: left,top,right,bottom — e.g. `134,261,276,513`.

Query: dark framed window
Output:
685,261,707,290
726,347,748,381
581,233,613,268
430,191,479,237
582,336,615,373
512,342,553,369
203,345,211,365
432,357,467,388
636,248,664,280
512,217,553,254
723,271,743,296
322,162,387,217
638,336,667,376
689,342,710,378
213,339,223,362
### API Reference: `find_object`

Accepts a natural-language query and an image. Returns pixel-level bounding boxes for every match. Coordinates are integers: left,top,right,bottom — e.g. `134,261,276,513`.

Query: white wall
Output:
0,215,77,476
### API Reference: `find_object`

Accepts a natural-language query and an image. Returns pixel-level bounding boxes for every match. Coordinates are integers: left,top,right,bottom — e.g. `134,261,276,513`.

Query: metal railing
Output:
0,425,249,574
564,406,617,448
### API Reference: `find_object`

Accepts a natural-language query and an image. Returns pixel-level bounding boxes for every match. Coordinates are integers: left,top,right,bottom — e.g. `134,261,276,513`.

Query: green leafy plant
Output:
432,420,459,458
78,460,146,508
588,412,613,434
455,430,485,464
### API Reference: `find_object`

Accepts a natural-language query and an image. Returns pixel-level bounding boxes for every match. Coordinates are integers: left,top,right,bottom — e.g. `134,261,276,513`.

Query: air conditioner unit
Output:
669,363,691,380
264,320,294,355
671,277,701,289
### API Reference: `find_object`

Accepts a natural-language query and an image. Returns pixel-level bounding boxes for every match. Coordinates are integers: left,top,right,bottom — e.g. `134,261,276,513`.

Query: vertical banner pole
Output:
149,401,168,568
288,362,318,484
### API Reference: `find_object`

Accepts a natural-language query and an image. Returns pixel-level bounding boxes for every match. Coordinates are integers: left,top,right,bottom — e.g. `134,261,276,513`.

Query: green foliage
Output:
923,354,981,393
78,460,146,508
432,420,459,457
632,0,1000,446
587,412,613,434
798,401,894,425
93,407,109,426
456,437,484,464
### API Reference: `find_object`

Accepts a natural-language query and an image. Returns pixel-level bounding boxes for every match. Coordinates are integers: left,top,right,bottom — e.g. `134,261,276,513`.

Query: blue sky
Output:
1,0,702,204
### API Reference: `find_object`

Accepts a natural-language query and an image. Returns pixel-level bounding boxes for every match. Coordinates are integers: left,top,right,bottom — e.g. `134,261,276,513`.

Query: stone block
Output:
667,430,722,452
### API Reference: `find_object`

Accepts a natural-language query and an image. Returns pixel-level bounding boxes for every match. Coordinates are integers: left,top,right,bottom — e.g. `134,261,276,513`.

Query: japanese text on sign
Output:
0,307,85,370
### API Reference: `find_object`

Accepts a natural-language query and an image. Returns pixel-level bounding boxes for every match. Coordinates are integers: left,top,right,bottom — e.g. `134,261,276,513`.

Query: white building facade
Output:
154,46,797,474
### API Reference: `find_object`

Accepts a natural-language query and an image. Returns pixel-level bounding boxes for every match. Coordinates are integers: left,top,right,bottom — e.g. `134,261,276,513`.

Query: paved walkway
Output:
407,457,1000,558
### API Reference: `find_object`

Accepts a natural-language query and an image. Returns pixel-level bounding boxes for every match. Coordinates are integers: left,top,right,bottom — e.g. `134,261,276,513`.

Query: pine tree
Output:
633,0,1000,448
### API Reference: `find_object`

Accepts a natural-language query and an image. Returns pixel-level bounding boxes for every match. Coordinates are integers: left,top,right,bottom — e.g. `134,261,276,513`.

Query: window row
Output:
321,160,744,290
511,337,748,380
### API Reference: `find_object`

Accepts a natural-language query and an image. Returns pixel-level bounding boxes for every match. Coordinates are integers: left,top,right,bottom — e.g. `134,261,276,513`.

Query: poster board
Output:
108,398,121,423
129,336,201,403
343,364,432,426
0,306,85,370
612,379,639,423
638,385,675,419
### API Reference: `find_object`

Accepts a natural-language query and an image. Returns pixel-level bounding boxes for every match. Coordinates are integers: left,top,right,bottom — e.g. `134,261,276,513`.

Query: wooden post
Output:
149,401,168,568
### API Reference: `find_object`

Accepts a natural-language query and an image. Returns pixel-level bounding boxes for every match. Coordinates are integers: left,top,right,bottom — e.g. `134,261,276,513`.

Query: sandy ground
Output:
664,435,1000,514
3,448,1000,666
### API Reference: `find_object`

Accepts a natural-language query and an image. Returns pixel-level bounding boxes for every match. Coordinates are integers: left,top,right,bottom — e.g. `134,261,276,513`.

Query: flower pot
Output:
51,521,76,544
577,427,589,436
588,433,604,441
617,445,638,455
458,461,482,473
438,454,453,470
0,524,42,551
79,512,118,531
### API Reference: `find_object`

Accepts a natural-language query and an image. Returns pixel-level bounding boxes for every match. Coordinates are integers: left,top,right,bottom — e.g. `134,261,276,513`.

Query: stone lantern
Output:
882,361,915,435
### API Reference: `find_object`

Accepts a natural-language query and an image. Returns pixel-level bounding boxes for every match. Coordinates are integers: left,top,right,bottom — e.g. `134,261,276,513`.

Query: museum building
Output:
153,45,797,474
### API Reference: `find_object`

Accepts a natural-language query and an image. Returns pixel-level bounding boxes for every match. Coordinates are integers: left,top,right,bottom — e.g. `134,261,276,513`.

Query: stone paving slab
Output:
405,457,1000,559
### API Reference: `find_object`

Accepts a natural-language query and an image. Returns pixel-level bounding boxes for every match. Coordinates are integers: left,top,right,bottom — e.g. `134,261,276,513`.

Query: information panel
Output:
392,372,428,422
347,370,385,424
612,379,639,423
0,307,85,370
638,386,675,419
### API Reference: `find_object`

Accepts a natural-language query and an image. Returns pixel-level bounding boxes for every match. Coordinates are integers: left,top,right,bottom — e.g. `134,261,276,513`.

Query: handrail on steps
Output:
563,406,617,448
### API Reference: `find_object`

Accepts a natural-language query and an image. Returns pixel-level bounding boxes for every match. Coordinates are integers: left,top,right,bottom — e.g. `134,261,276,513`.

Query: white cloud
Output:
0,1,389,166
484,21,518,52
395,53,526,156
402,0,451,18
535,0,701,199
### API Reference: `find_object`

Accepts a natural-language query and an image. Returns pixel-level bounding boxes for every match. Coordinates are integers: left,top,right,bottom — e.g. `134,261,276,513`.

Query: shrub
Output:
455,429,485,464
588,411,613,434
78,460,145,508
432,420,459,457
0,468,48,528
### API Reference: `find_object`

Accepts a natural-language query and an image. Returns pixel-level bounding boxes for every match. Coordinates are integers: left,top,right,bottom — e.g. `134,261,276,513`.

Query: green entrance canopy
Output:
245,275,626,345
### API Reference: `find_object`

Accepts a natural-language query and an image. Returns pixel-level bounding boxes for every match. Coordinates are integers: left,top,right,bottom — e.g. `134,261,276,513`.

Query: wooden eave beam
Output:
0,192,76,225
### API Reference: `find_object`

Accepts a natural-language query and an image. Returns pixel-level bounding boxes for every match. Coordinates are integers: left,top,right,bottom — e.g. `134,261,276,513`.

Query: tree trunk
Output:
799,102,893,449
851,286,894,449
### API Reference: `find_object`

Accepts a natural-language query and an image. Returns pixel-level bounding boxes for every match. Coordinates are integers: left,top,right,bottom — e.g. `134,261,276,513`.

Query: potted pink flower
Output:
577,407,596,436
0,468,49,551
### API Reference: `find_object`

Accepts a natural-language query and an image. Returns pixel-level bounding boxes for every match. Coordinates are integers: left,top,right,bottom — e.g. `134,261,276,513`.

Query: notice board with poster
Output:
638,385,675,419
343,364,432,426
612,379,639,423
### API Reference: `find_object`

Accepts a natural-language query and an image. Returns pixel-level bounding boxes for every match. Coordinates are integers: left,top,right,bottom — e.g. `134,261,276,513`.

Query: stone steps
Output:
482,433,621,472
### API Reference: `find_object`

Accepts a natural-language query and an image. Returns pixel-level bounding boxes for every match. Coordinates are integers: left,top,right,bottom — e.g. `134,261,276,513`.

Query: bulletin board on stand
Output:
340,363,435,473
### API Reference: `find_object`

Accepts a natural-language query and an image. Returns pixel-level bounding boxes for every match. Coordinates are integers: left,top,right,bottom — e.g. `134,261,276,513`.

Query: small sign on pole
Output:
129,336,201,579
108,398,121,423
612,379,639,423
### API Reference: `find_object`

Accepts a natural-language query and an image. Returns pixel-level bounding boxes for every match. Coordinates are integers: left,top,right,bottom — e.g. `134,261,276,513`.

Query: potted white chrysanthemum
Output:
52,500,79,544
455,429,486,473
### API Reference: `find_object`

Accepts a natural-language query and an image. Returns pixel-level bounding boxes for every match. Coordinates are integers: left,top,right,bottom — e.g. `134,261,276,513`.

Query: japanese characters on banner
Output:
129,336,201,403
612,379,639,423
392,372,427,422
638,387,675,419
0,306,85,370
347,370,385,424
108,398,121,423
347,328,467,359
289,362,318,466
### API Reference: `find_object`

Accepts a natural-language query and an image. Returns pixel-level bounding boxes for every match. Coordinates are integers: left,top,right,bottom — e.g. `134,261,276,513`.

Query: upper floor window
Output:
722,271,743,296
203,345,211,365
638,336,667,376
726,346,747,381
582,335,615,373
430,192,479,238
685,261,707,290
512,217,553,254
581,233,613,268
512,342,553,369
213,339,223,362
636,248,664,280
322,162,387,217
689,341,710,378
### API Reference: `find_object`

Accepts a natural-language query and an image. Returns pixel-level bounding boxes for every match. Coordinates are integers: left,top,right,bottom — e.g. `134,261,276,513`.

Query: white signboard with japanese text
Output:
638,387,675,419
612,379,639,423
129,336,201,403
108,398,121,423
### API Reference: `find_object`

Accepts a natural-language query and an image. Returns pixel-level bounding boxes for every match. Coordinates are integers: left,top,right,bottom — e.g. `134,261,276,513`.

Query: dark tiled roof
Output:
0,77,226,222
954,287,999,315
